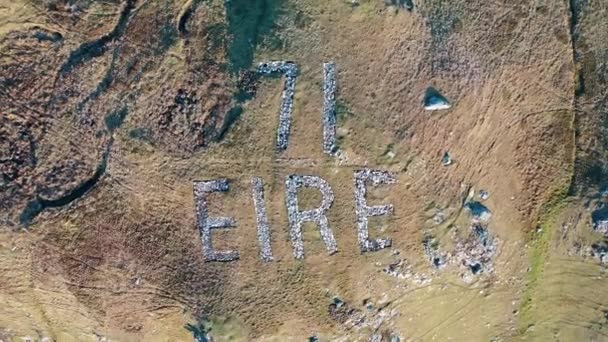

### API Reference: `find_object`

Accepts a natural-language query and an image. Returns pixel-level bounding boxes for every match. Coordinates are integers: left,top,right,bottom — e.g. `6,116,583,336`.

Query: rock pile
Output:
424,87,451,111
465,201,492,222
328,296,401,341
452,223,498,281
423,235,447,268
383,259,432,285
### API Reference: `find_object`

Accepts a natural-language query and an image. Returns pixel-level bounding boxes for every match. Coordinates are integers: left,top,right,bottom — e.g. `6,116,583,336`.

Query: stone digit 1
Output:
322,62,337,155
285,175,338,259
193,179,239,262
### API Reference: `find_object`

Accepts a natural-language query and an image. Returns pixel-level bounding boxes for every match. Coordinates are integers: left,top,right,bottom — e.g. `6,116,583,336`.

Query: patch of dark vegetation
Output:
567,0,589,97
385,0,414,11
33,30,63,43
336,100,354,126
156,23,178,55
159,89,199,127
105,106,128,132
425,1,461,46
59,0,135,74
422,1,464,73
214,70,259,142
0,78,16,88
206,4,293,141
129,127,152,141
77,16,176,114
215,106,243,142
568,0,587,36
235,70,258,102
591,207,608,230
0,123,37,184
19,140,113,226
574,65,586,97
294,10,312,28
225,0,282,73
192,23,228,70
581,160,606,185
185,317,212,342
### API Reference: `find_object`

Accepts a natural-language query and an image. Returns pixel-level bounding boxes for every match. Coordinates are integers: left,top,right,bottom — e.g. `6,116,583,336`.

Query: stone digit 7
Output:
257,61,298,151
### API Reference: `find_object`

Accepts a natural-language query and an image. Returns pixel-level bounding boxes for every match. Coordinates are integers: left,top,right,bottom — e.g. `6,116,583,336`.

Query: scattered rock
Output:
592,206,608,235
453,223,498,280
591,241,608,264
433,211,446,225
424,87,451,111
384,0,414,11
383,259,431,285
329,297,364,325
332,296,345,308
442,152,453,166
465,201,492,222
423,235,447,268
329,295,400,340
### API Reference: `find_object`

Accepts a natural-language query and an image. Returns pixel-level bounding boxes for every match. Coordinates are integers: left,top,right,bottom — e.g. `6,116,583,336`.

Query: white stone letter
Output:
193,179,239,262
285,175,337,259
354,170,396,252
251,177,273,262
